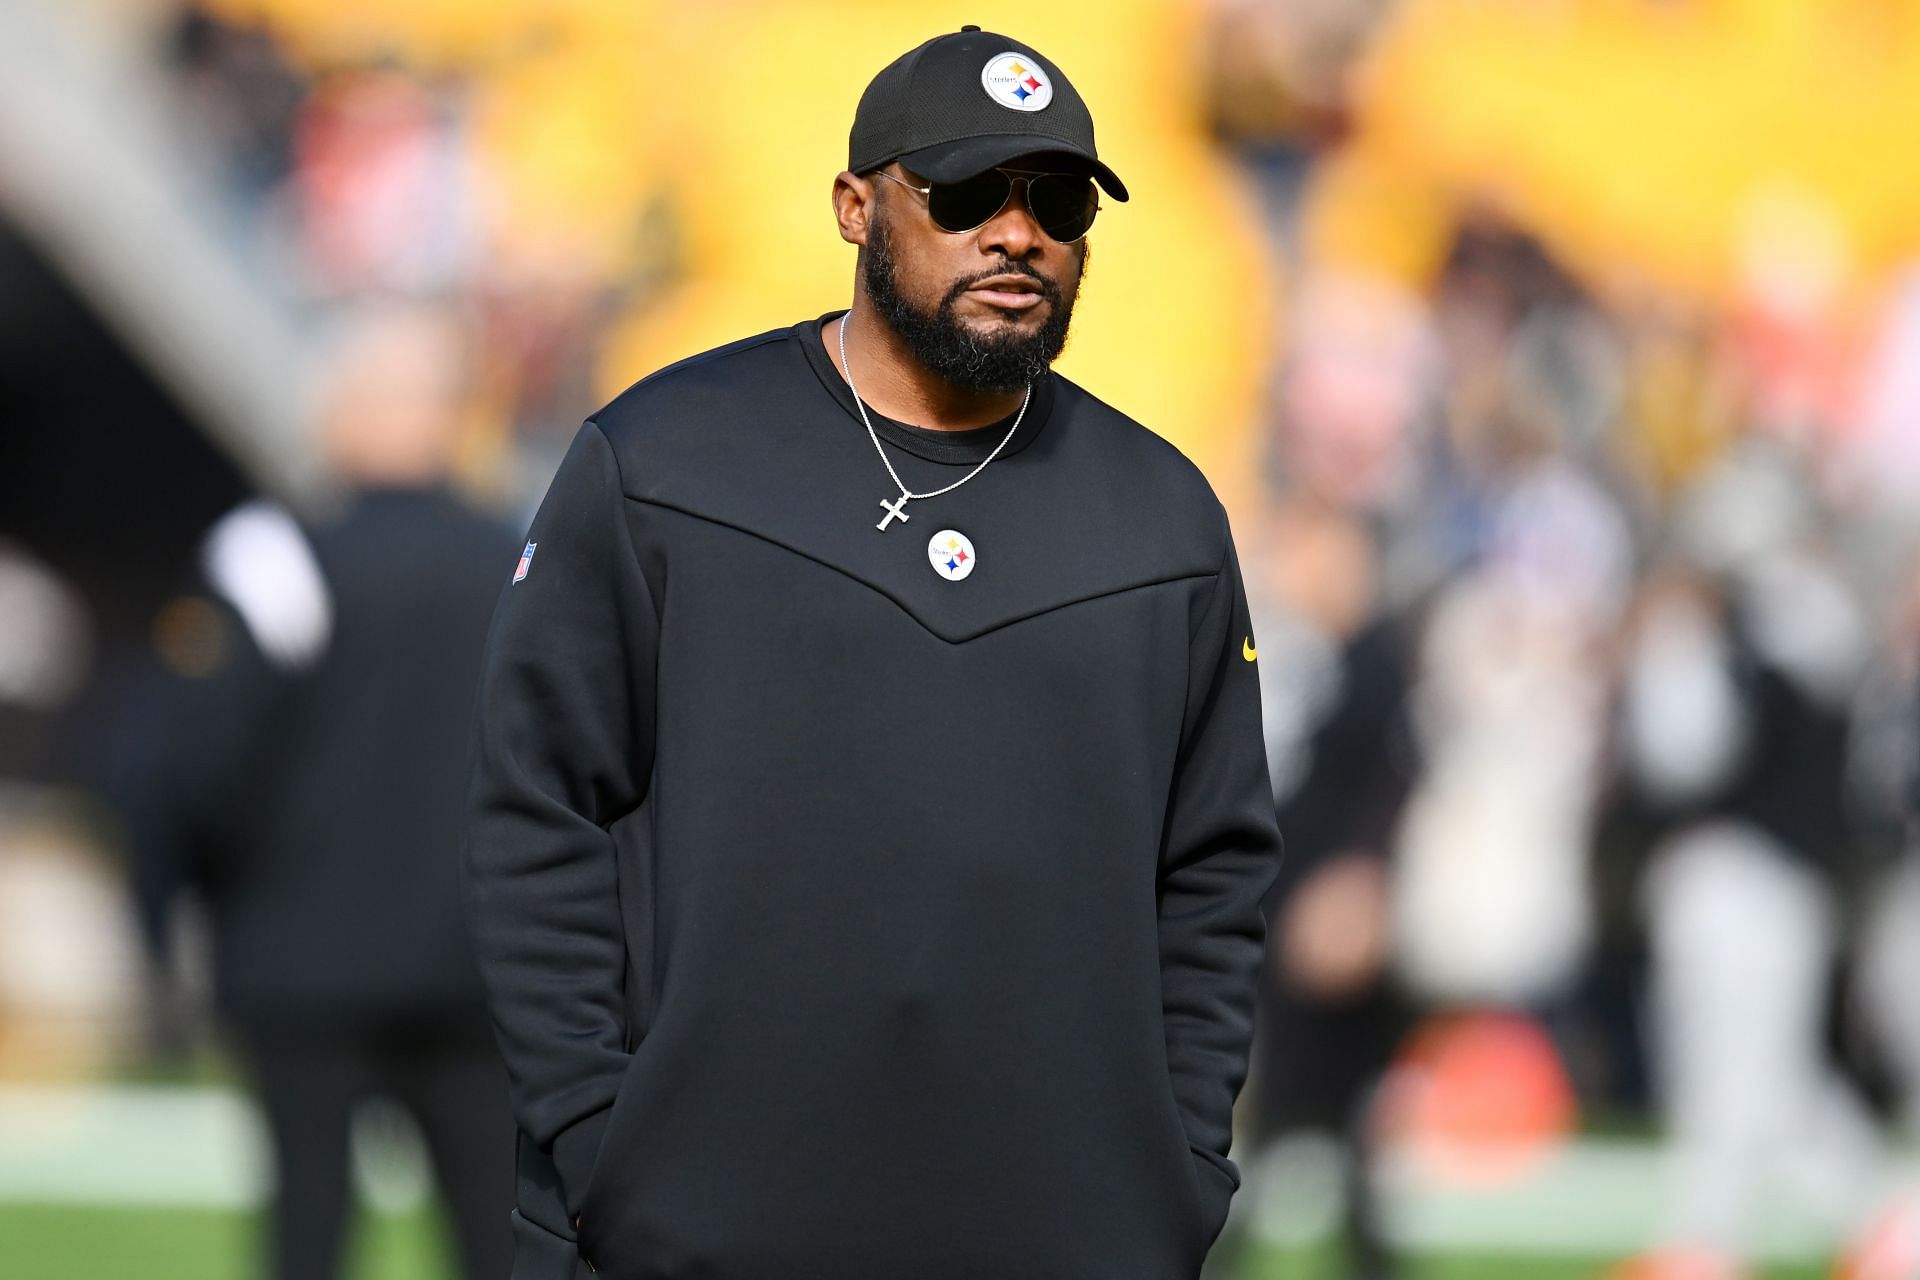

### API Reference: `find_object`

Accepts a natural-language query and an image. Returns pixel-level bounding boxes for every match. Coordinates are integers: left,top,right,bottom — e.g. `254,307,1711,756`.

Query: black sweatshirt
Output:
464,311,1284,1280
123,484,517,1032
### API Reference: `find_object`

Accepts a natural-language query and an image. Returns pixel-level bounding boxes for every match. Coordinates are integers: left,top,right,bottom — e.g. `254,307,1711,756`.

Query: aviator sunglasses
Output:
870,166,1101,244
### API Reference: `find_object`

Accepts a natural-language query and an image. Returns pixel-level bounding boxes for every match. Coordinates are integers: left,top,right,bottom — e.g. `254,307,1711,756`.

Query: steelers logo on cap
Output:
981,53,1053,112
928,529,977,581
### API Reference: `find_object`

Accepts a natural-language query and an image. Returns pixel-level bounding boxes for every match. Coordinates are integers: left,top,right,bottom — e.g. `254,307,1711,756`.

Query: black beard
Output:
861,214,1081,396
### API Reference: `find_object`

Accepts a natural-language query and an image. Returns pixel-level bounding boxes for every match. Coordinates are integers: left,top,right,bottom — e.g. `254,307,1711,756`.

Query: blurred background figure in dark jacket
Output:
1235,495,1418,1280
111,300,520,1280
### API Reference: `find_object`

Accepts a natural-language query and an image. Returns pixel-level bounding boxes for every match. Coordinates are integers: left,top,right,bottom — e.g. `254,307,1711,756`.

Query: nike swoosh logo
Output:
1242,636,1257,661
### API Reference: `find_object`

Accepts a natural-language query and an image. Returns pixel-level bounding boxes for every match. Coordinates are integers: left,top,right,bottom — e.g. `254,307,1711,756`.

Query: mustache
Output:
941,261,1063,310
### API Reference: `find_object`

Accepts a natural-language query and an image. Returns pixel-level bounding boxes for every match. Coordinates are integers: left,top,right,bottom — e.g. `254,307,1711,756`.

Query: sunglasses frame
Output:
869,166,1101,244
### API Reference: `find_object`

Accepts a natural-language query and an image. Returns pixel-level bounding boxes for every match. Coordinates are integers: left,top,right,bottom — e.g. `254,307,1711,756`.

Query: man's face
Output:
859,155,1091,396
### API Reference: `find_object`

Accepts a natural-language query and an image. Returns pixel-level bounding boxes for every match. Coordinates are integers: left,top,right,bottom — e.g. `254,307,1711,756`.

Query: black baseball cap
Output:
847,26,1129,202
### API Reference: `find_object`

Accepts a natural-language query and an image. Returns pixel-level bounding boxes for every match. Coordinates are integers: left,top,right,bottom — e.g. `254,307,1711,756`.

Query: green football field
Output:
0,1203,1830,1280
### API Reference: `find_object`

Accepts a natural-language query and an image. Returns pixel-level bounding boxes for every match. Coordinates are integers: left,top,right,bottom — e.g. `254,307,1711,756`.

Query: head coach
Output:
463,25,1284,1280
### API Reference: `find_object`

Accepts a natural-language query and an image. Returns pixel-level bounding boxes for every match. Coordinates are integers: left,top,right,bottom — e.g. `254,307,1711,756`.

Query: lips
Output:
965,273,1049,311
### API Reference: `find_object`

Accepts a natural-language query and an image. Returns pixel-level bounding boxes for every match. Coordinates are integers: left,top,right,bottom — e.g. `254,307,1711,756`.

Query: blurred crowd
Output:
1205,2,1920,1275
3,1,1920,1278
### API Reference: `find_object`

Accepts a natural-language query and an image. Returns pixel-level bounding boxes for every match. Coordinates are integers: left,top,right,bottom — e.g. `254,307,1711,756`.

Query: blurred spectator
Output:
164,5,306,207
1238,497,1419,1280
1381,220,1631,1011
282,69,479,298
1612,446,1881,1277
1199,0,1392,265
110,301,518,1280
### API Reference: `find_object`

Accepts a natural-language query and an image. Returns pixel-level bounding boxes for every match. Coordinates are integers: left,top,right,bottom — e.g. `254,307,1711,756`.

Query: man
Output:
464,26,1283,1280
119,302,517,1280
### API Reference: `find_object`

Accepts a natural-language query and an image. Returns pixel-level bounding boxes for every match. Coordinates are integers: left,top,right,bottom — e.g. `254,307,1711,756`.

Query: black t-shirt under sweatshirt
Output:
464,311,1284,1280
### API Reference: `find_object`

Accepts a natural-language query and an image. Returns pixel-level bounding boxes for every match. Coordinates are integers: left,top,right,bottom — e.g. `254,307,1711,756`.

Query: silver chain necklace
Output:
836,312,1030,532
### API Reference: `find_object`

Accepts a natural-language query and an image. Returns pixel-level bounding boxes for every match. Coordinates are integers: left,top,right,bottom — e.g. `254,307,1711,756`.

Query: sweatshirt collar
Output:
796,310,1056,465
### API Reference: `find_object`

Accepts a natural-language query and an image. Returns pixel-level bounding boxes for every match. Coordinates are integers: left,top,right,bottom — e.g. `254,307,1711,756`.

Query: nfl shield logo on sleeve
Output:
513,541,537,583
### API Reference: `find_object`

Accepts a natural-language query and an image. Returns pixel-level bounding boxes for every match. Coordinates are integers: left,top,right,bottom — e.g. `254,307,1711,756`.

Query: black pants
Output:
236,1019,515,1280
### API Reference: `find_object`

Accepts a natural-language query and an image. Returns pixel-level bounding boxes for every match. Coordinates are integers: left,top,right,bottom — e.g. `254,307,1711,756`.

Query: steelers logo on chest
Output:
928,529,976,581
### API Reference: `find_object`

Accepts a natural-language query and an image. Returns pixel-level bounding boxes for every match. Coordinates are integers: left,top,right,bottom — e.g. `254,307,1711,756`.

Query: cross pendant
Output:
876,494,911,531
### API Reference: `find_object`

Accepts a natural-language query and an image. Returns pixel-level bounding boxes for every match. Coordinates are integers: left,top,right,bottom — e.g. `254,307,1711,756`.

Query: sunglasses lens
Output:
921,171,1099,241
1027,175,1098,242
926,171,1015,233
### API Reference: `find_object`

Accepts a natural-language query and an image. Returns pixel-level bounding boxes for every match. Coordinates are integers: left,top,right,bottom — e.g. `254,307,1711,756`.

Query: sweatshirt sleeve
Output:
463,419,657,1220
1158,519,1285,1248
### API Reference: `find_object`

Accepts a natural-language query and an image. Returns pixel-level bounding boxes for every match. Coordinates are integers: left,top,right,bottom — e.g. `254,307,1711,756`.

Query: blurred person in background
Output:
1225,257,1434,1279
113,301,518,1280
463,25,1282,1280
1236,497,1418,1280
1611,443,1883,1280
1198,0,1391,270
1376,219,1630,1041
1227,217,1628,1275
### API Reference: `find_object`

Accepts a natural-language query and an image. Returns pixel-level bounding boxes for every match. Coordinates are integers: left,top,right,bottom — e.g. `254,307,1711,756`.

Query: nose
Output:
977,176,1044,260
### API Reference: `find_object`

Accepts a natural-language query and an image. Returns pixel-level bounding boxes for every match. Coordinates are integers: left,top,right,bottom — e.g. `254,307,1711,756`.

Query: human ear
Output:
833,171,876,247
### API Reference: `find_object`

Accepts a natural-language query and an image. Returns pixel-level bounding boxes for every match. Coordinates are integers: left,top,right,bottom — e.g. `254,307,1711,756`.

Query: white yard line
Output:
0,1083,265,1209
1379,1139,1919,1263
